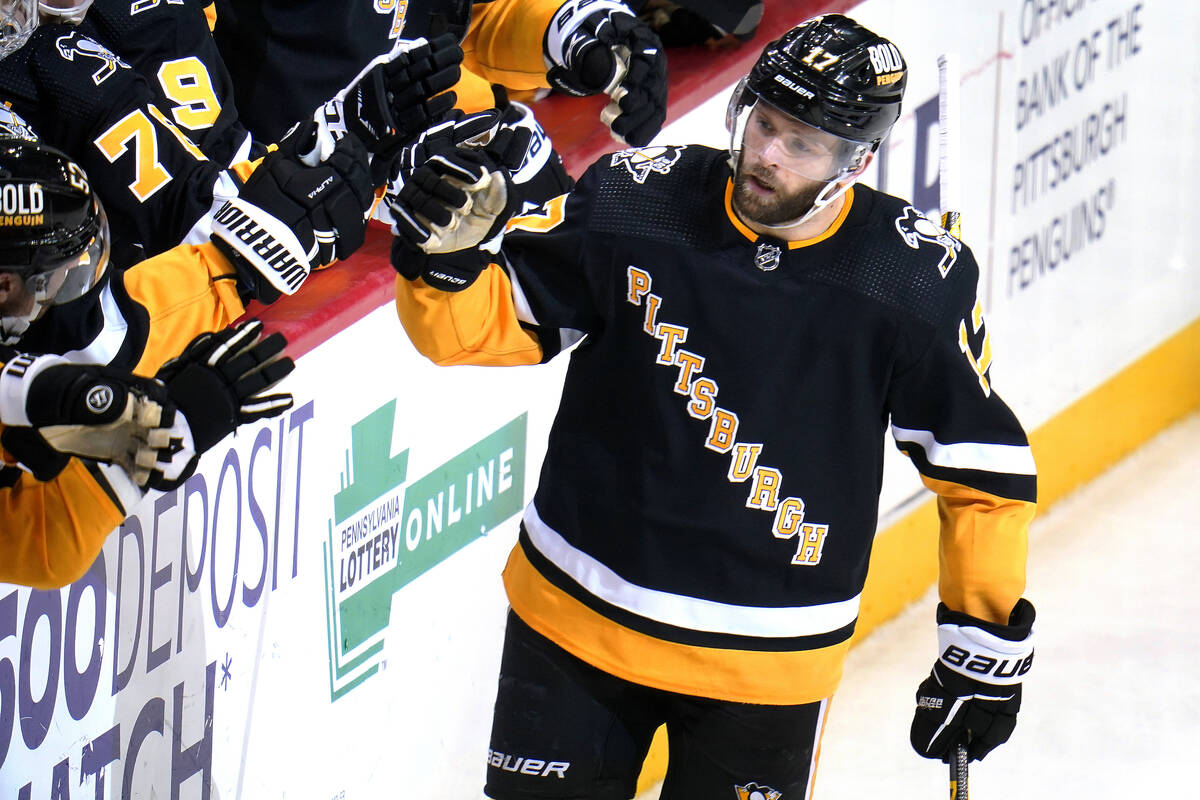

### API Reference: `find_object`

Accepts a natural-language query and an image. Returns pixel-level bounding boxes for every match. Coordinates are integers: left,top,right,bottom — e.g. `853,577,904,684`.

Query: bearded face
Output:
731,148,825,227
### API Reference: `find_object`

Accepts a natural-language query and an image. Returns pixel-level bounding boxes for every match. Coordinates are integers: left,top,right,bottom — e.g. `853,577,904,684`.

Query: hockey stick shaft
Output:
939,51,968,799
937,53,962,239
950,740,969,799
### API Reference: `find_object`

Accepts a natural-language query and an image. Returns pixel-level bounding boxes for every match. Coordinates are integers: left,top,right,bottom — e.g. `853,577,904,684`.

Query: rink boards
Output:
2,0,1198,796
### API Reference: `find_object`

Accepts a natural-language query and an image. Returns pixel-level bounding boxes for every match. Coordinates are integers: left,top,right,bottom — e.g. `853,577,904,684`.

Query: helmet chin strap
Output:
0,314,32,346
748,174,854,232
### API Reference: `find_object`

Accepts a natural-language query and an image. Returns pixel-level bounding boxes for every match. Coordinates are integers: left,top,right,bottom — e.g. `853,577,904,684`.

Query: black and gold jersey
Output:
396,144,1037,705
0,22,238,265
83,0,254,166
17,241,245,377
1,241,245,588
212,0,565,141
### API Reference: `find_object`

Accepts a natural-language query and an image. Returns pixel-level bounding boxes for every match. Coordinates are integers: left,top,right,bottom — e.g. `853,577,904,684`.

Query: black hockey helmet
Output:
0,138,109,341
728,14,907,151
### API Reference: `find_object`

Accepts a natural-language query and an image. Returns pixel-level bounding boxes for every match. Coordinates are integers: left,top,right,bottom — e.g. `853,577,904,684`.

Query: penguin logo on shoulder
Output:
55,33,130,86
611,145,686,184
894,206,961,277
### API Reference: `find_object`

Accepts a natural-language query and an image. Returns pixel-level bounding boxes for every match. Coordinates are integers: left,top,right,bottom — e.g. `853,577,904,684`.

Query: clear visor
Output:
38,0,91,23
727,86,868,183
23,207,109,308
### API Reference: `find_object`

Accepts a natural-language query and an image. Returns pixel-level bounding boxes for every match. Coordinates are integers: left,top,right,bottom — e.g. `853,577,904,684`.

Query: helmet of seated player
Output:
0,0,38,59
0,138,110,344
38,0,92,24
725,14,907,225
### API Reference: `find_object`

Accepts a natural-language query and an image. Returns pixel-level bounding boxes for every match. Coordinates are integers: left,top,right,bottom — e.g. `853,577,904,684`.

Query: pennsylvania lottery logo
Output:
321,401,526,700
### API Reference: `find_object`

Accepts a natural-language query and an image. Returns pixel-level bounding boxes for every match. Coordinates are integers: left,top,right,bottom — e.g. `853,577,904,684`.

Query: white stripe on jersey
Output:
57,283,129,366
94,462,145,515
505,261,586,354
890,425,1036,475
523,502,861,638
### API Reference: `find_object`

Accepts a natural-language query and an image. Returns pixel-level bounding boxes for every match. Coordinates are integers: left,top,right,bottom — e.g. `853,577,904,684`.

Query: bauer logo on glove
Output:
911,599,1036,763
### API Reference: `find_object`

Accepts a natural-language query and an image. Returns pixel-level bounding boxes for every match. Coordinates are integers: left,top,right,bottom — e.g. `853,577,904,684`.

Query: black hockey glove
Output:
154,321,294,471
317,34,463,183
911,599,1035,763
0,354,188,486
390,237,498,292
212,125,374,303
493,87,575,210
384,111,528,259
544,0,667,146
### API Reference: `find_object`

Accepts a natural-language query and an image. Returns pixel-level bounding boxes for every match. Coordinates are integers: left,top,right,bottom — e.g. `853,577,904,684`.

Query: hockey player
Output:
0,0,460,264
0,3,224,263
0,321,294,589
389,15,1036,798
211,0,668,148
0,134,364,585
0,127,372,350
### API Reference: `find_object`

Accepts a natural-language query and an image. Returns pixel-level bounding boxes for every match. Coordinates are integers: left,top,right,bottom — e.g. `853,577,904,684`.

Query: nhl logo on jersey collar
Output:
754,239,783,271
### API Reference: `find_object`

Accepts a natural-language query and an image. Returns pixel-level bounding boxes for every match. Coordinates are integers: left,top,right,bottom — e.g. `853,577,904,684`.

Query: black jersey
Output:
0,24,236,264
83,0,253,165
0,240,245,588
395,145,1037,704
213,0,470,141
211,0,570,142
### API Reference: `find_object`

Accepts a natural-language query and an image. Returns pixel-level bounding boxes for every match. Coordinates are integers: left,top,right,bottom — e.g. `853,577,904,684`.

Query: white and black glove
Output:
0,324,294,491
544,0,667,146
314,34,463,183
0,353,187,486
211,125,374,303
911,599,1035,763
383,111,530,291
493,87,575,211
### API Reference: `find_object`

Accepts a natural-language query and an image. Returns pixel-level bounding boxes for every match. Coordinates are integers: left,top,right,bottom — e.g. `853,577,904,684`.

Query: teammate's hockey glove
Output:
493,87,575,209
386,140,517,290
910,599,1036,763
212,126,374,303
0,354,189,487
544,0,667,146
382,111,528,290
316,34,463,183
154,321,294,474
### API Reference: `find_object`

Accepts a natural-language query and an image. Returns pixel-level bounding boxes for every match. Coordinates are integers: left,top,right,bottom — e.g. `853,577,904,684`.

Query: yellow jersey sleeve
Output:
0,459,127,589
926,475,1035,624
393,266,543,366
462,0,563,91
123,241,247,376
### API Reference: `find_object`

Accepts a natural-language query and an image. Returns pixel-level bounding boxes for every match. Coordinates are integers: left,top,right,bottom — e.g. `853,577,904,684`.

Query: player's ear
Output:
849,150,874,178
837,149,874,190
0,273,16,308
